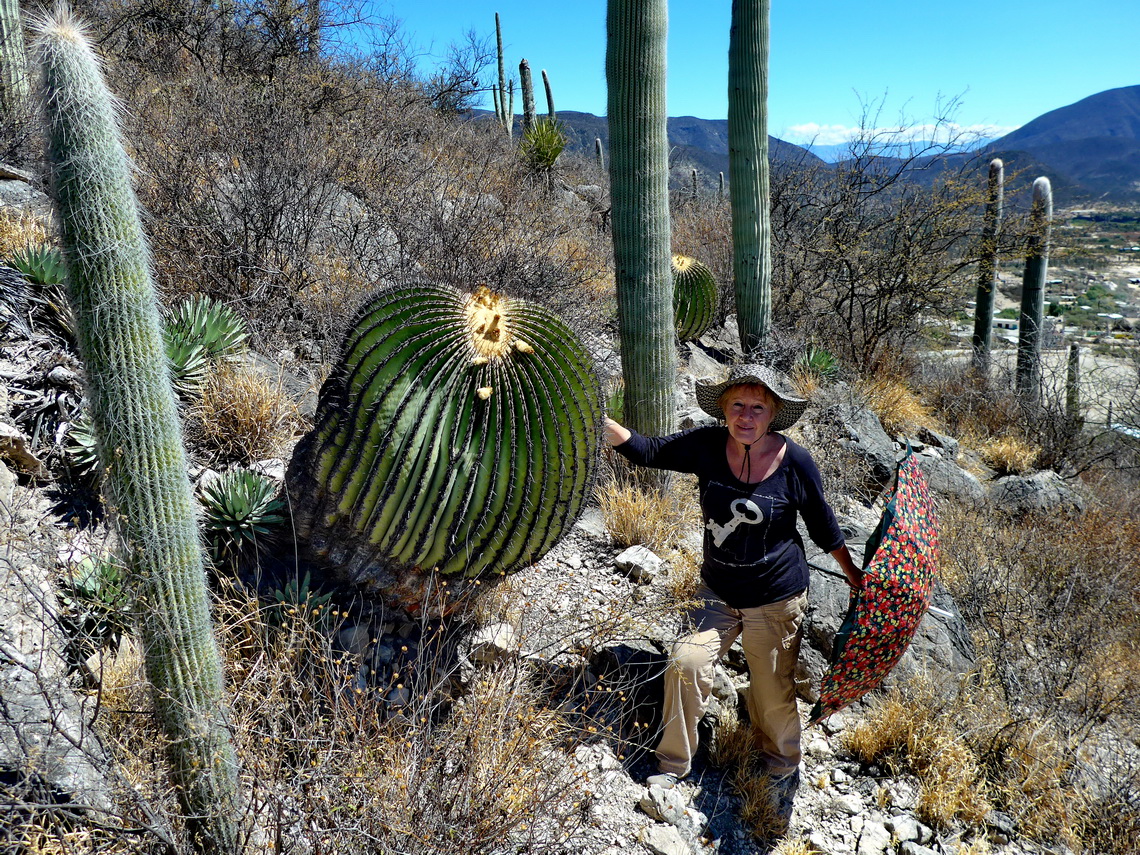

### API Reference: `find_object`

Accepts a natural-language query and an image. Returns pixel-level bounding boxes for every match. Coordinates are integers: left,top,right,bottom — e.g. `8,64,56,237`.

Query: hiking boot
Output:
771,768,800,822
645,771,686,789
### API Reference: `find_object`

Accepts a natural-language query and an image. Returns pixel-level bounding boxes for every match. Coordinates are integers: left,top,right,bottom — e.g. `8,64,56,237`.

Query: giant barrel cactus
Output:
287,282,602,615
672,254,717,342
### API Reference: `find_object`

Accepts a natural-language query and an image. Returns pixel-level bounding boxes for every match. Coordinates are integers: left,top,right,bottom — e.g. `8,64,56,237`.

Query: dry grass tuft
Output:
0,208,50,258
857,374,934,436
188,362,302,464
843,681,990,828
709,716,790,843
977,435,1039,475
772,836,823,855
596,477,694,554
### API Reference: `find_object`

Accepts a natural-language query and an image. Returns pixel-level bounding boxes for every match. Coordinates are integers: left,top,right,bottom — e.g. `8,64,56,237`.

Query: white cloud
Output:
782,121,1021,147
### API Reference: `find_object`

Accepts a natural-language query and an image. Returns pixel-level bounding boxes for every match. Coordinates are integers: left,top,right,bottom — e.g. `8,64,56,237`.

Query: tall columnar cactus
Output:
595,136,604,173
542,67,555,119
0,0,28,118
1065,342,1081,424
36,12,240,853
286,283,602,616
606,0,676,439
494,12,509,135
1016,176,1053,404
672,255,718,342
519,57,536,134
728,0,772,354
971,158,1004,373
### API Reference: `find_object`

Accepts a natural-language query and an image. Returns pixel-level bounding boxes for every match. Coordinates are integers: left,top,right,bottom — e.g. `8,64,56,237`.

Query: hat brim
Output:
695,371,808,432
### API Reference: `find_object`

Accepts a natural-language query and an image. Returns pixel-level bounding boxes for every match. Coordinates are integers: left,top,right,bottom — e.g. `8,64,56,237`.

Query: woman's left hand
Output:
831,545,864,590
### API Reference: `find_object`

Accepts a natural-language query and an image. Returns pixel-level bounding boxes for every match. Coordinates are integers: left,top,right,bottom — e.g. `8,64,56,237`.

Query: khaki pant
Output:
656,585,808,777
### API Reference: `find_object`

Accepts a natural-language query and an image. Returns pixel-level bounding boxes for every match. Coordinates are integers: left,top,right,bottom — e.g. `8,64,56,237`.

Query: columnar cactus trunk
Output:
0,0,28,118
1065,342,1081,424
542,67,555,119
494,12,511,137
37,14,241,853
971,158,1004,373
1016,176,1053,404
606,0,676,439
595,136,604,173
286,283,602,616
519,58,536,134
728,0,772,354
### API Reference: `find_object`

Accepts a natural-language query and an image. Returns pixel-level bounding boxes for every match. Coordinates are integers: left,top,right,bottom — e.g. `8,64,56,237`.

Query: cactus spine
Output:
1016,176,1053,404
287,283,602,615
971,158,1004,373
606,0,676,439
520,57,536,134
36,13,240,853
728,0,772,354
0,0,28,118
542,67,555,119
672,255,718,341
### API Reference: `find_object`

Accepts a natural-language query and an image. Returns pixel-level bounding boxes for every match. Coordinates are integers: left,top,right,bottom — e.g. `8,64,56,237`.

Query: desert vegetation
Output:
3,2,1140,855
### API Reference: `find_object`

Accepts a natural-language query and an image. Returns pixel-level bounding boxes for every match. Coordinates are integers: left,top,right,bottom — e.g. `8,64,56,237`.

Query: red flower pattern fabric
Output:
810,450,939,723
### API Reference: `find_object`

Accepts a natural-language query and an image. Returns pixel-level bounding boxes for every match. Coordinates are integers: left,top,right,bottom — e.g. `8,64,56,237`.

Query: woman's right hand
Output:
604,417,631,447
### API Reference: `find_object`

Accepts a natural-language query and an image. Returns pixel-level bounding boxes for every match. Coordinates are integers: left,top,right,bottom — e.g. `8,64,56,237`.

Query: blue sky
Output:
355,0,1137,145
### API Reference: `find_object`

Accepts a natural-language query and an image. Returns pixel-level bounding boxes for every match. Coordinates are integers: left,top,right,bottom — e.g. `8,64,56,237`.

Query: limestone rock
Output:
988,470,1085,515
615,545,663,583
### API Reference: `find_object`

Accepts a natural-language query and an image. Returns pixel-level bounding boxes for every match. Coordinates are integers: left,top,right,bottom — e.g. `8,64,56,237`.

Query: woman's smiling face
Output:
721,384,778,446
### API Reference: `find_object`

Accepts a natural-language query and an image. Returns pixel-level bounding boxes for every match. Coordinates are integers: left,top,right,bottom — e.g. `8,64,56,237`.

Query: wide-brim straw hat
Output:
695,363,809,432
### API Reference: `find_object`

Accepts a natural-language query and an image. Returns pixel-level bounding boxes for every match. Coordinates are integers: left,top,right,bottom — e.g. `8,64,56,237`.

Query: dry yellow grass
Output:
0,207,50,258
189,362,302,464
709,716,791,842
977,435,1039,475
596,479,687,553
857,374,935,436
843,682,990,828
772,836,823,855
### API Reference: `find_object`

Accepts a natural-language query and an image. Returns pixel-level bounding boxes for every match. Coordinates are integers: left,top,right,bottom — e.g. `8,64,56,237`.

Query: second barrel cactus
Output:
671,254,717,341
287,282,602,615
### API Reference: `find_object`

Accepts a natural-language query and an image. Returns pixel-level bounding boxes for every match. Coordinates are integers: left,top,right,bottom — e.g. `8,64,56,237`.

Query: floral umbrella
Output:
810,449,940,723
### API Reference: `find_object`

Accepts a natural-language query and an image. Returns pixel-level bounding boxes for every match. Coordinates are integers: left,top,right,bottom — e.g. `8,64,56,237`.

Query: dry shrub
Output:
843,681,991,828
189,362,302,464
977,435,1040,475
205,584,592,853
856,374,934,436
0,208,49,257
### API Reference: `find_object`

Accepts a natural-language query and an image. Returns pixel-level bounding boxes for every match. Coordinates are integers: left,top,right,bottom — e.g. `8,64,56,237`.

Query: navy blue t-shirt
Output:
615,426,845,608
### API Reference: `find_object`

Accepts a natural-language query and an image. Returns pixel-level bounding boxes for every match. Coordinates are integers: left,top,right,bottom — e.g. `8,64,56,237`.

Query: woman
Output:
605,363,862,807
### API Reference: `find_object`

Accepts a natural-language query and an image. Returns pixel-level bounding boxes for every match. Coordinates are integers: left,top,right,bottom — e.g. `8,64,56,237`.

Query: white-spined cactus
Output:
287,282,602,615
671,254,717,342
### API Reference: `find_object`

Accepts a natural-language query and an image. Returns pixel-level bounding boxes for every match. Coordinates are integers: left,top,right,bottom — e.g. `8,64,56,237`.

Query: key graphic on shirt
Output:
706,498,764,547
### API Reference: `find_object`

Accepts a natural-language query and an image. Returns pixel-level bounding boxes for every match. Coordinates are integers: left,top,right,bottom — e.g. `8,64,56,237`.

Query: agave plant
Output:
57,553,132,670
286,281,602,616
64,407,100,478
166,295,249,361
7,244,74,342
163,295,249,399
199,468,285,571
521,117,568,172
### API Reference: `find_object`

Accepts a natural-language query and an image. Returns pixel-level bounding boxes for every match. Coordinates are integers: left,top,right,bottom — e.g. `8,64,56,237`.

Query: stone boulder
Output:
988,470,1086,516
0,463,112,811
910,446,985,505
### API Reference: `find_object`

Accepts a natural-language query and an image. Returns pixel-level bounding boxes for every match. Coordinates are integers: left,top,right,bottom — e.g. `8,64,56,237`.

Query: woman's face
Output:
722,385,777,446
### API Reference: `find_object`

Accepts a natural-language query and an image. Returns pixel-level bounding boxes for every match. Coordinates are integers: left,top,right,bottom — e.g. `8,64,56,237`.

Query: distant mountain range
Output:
553,85,1140,204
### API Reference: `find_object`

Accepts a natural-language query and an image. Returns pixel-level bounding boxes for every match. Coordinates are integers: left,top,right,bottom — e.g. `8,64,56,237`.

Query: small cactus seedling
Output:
286,282,602,616
671,254,717,341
